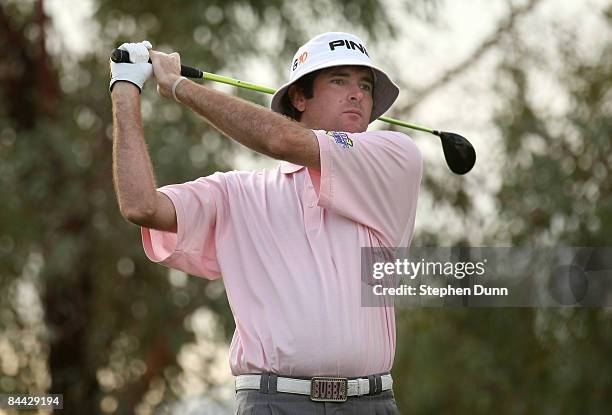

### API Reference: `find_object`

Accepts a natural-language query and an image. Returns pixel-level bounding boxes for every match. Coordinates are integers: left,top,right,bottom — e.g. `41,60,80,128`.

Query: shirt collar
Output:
280,161,305,174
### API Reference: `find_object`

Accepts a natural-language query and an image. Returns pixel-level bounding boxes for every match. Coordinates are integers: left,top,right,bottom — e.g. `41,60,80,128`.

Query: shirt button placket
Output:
306,183,315,208
304,184,319,229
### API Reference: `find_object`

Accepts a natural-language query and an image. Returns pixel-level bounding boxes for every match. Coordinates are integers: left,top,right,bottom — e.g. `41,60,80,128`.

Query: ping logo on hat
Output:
328,39,369,57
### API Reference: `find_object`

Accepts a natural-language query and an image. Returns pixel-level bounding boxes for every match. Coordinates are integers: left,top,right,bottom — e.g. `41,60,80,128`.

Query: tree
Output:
392,3,612,414
0,0,424,413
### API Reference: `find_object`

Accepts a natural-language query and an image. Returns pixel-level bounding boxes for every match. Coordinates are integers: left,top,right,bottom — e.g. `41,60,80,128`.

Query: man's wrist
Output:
171,76,188,102
111,81,142,95
111,82,141,104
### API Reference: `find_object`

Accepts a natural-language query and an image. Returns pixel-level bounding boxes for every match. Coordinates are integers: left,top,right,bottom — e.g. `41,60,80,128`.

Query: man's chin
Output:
342,123,368,133
340,113,370,133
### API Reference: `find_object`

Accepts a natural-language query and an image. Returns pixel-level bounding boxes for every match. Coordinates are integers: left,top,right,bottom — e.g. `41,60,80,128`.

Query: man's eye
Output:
331,79,344,85
361,84,372,91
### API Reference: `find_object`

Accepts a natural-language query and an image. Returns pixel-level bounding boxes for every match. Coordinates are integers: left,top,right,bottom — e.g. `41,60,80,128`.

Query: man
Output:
111,32,421,414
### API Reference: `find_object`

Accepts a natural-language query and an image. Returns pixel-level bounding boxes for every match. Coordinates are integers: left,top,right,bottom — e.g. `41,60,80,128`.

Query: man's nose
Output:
348,82,364,102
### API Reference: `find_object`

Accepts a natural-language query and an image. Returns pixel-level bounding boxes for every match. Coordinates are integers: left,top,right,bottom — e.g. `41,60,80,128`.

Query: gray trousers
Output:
234,389,401,414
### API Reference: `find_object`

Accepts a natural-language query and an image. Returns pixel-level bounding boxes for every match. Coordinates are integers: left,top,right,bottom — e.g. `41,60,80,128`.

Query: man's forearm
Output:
111,84,158,221
174,79,320,168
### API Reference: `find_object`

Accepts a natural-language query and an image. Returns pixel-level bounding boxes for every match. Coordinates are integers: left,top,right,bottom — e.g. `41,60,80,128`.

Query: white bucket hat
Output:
271,32,400,123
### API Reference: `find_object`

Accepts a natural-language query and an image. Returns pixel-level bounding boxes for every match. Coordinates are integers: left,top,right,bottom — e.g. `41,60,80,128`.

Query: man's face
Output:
290,66,374,133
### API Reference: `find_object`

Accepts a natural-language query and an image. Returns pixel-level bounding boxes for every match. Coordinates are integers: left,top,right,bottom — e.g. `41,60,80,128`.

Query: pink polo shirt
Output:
142,130,422,377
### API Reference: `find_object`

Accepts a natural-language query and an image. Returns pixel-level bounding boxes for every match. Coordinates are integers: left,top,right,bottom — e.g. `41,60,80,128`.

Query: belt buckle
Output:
310,377,348,402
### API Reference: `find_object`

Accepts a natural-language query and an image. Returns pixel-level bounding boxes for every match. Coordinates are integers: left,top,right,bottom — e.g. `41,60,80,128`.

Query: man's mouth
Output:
343,109,362,117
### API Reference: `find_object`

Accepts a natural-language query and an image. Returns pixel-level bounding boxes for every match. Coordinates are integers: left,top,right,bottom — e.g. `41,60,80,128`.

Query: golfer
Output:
110,32,421,414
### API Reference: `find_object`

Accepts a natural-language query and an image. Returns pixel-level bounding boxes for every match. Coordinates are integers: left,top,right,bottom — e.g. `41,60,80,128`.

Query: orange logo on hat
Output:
292,51,309,71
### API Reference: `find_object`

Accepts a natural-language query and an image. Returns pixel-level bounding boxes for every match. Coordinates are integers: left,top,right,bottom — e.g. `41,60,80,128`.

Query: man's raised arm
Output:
110,42,177,232
150,50,321,170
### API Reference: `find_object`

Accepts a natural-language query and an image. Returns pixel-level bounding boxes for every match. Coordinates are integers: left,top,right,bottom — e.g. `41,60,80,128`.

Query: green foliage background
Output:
0,0,610,414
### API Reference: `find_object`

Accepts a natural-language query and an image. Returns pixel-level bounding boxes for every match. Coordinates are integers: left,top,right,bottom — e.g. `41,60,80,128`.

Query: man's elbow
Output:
265,136,287,160
265,128,316,161
120,205,156,227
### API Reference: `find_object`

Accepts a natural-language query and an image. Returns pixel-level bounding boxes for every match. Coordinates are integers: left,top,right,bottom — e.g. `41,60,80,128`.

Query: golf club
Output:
112,48,476,174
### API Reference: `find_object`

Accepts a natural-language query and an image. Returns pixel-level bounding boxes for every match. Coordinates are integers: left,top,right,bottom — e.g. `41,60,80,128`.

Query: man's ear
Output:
288,85,306,112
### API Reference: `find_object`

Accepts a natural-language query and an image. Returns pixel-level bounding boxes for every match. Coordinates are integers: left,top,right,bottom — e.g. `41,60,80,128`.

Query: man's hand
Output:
149,50,182,98
109,41,153,93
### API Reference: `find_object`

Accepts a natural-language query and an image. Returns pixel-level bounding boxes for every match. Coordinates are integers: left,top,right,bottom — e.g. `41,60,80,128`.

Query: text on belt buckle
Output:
310,377,348,402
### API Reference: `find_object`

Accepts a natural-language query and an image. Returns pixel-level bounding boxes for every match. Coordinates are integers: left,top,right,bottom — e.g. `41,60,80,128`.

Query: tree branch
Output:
394,0,543,115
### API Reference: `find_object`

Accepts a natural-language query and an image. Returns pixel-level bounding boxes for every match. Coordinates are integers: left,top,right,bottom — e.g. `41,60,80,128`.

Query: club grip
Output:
110,48,203,79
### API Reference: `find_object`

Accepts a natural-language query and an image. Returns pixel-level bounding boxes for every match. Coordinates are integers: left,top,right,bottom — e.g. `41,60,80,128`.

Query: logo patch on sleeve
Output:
326,131,354,149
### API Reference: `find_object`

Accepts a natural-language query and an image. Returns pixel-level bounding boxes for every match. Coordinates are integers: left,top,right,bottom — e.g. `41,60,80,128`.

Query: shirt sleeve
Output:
313,130,422,246
140,172,228,279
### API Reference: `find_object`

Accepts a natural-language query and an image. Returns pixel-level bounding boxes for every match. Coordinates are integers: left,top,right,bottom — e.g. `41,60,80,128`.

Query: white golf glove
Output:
109,40,153,93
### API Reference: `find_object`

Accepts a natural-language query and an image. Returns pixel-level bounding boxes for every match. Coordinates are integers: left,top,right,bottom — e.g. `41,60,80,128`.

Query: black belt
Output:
235,372,393,402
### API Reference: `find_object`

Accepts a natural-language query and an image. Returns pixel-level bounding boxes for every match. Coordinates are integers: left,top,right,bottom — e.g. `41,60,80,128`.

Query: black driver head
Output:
436,131,476,175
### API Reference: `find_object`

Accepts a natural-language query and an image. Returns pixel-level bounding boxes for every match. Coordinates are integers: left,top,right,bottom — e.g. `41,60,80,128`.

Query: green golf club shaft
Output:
200,71,434,134
110,48,434,134
111,48,475,174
